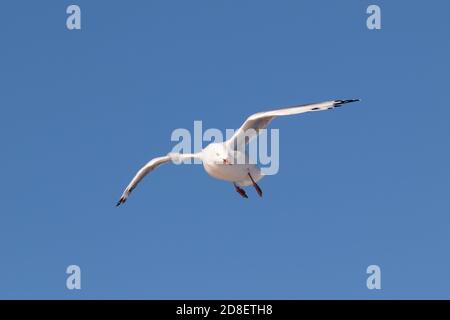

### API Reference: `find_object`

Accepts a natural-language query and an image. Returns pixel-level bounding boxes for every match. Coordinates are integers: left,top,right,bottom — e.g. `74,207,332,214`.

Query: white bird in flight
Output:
116,99,360,206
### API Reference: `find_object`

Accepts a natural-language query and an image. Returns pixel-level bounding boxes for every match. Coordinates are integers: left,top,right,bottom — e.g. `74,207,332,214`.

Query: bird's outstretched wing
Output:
226,99,360,150
116,155,171,206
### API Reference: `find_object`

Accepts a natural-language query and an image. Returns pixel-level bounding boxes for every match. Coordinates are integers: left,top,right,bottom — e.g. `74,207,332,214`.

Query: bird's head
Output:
205,143,233,165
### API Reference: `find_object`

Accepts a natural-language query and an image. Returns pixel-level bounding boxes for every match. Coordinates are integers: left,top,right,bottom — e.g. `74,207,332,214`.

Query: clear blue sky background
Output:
1,0,449,299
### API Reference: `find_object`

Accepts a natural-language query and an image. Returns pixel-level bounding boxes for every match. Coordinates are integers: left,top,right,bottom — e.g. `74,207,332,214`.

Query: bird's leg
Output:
248,173,263,197
233,183,248,198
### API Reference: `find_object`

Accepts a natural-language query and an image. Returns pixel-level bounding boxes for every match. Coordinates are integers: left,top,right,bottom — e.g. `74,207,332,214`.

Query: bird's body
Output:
201,146,263,186
117,99,360,206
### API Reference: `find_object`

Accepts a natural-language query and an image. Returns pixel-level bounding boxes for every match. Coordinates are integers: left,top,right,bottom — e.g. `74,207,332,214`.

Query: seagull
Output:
116,99,360,206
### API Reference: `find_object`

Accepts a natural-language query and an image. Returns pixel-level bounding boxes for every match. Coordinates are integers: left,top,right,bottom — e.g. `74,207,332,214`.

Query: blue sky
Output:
0,0,449,299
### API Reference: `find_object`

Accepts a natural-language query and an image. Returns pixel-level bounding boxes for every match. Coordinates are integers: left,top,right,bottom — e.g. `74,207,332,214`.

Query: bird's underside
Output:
116,98,360,206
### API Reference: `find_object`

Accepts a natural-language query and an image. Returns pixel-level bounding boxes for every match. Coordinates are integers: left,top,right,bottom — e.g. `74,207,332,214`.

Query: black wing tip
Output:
334,99,361,106
116,197,126,207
